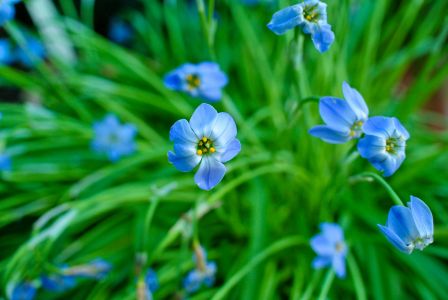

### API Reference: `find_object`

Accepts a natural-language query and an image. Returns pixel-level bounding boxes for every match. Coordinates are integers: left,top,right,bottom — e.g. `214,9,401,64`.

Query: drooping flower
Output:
41,273,76,292
357,116,409,177
62,259,112,280
267,0,334,53
15,34,46,67
11,282,37,300
164,62,228,102
0,0,20,26
92,114,137,162
309,82,369,144
0,38,14,64
109,18,133,44
168,103,241,190
183,245,217,293
310,223,347,278
0,153,11,171
378,196,433,254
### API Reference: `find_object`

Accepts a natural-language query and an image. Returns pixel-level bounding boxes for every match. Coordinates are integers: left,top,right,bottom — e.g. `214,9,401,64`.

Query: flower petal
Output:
312,256,331,269
362,116,395,138
311,24,335,53
310,234,334,256
393,117,410,140
309,125,350,144
168,151,201,172
267,4,303,35
342,82,368,121
320,223,344,243
357,135,386,159
378,224,410,254
169,119,198,144
194,156,226,190
409,196,433,238
189,103,218,138
387,206,419,245
210,112,237,146
319,97,357,131
219,138,241,163
332,255,346,278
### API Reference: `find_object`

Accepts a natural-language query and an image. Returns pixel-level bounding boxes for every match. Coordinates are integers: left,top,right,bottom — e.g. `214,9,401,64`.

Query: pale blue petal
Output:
320,223,344,243
219,138,241,163
198,62,228,87
163,72,183,90
267,4,303,35
309,125,350,144
342,82,368,120
210,112,237,147
198,87,222,102
310,234,334,256
169,119,198,144
312,256,331,269
189,103,218,138
332,255,346,278
357,135,386,159
410,196,433,238
378,224,410,254
393,117,410,140
319,97,356,131
311,24,335,53
362,116,395,138
194,156,226,190
168,151,201,172
387,206,419,245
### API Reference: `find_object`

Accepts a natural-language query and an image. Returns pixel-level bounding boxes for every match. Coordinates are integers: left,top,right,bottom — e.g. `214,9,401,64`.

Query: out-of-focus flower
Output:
357,116,409,177
164,62,228,102
0,0,20,26
378,196,433,254
92,114,137,162
309,82,369,144
145,269,159,293
0,153,11,171
15,34,46,67
11,282,37,300
109,18,133,44
168,103,241,190
267,0,334,53
63,259,112,280
0,38,14,64
183,245,217,293
310,223,347,278
136,269,158,300
41,273,76,292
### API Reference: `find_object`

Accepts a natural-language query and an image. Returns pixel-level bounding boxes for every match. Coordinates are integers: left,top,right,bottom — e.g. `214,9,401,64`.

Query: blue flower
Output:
164,62,228,102
168,103,241,190
63,259,112,280
109,18,133,44
310,223,347,278
145,268,159,293
378,196,434,254
0,0,20,26
15,34,46,67
41,273,76,292
309,82,369,144
267,0,334,52
92,114,138,162
0,153,11,171
11,282,37,300
0,38,14,64
357,116,409,177
183,246,217,293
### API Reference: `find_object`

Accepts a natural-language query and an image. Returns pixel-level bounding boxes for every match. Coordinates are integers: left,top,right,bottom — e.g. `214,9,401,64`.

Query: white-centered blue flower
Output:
164,62,228,102
92,114,138,162
309,82,369,144
310,223,347,278
168,103,241,190
358,116,409,177
378,196,434,254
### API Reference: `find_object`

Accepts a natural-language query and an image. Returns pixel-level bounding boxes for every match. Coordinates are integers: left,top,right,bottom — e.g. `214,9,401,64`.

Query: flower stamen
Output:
197,137,214,156
186,74,201,91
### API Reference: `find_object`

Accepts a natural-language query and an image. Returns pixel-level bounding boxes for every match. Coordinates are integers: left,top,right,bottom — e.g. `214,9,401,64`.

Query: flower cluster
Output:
309,82,409,177
183,244,217,294
267,0,335,53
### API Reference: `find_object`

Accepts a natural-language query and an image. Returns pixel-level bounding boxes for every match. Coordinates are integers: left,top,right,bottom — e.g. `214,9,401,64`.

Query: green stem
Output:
350,171,404,206
299,271,320,300
317,269,335,300
195,0,216,60
143,197,161,252
347,254,367,300
211,236,305,300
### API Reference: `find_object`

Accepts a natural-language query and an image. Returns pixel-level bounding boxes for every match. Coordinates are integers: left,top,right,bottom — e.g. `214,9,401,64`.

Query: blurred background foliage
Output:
0,0,447,299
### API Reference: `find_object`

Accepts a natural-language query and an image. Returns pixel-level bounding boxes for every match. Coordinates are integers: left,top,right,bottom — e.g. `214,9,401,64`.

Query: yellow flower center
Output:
197,137,215,156
385,138,397,154
303,4,320,23
186,74,201,90
349,120,364,137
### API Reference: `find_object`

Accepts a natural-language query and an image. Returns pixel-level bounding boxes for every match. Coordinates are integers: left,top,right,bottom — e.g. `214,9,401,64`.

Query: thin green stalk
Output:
299,270,320,300
211,236,305,300
195,0,216,60
143,196,161,252
317,269,335,300
350,171,404,206
347,254,367,300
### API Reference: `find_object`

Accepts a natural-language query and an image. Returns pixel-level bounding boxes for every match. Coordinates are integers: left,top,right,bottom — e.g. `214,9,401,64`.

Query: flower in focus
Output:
309,82,369,144
0,152,11,171
310,223,347,278
378,196,433,254
109,18,133,44
15,34,46,67
168,103,241,190
63,259,112,280
0,38,14,64
11,282,37,300
267,0,334,53
0,0,20,26
92,114,137,162
183,245,217,293
357,116,409,177
164,62,228,102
